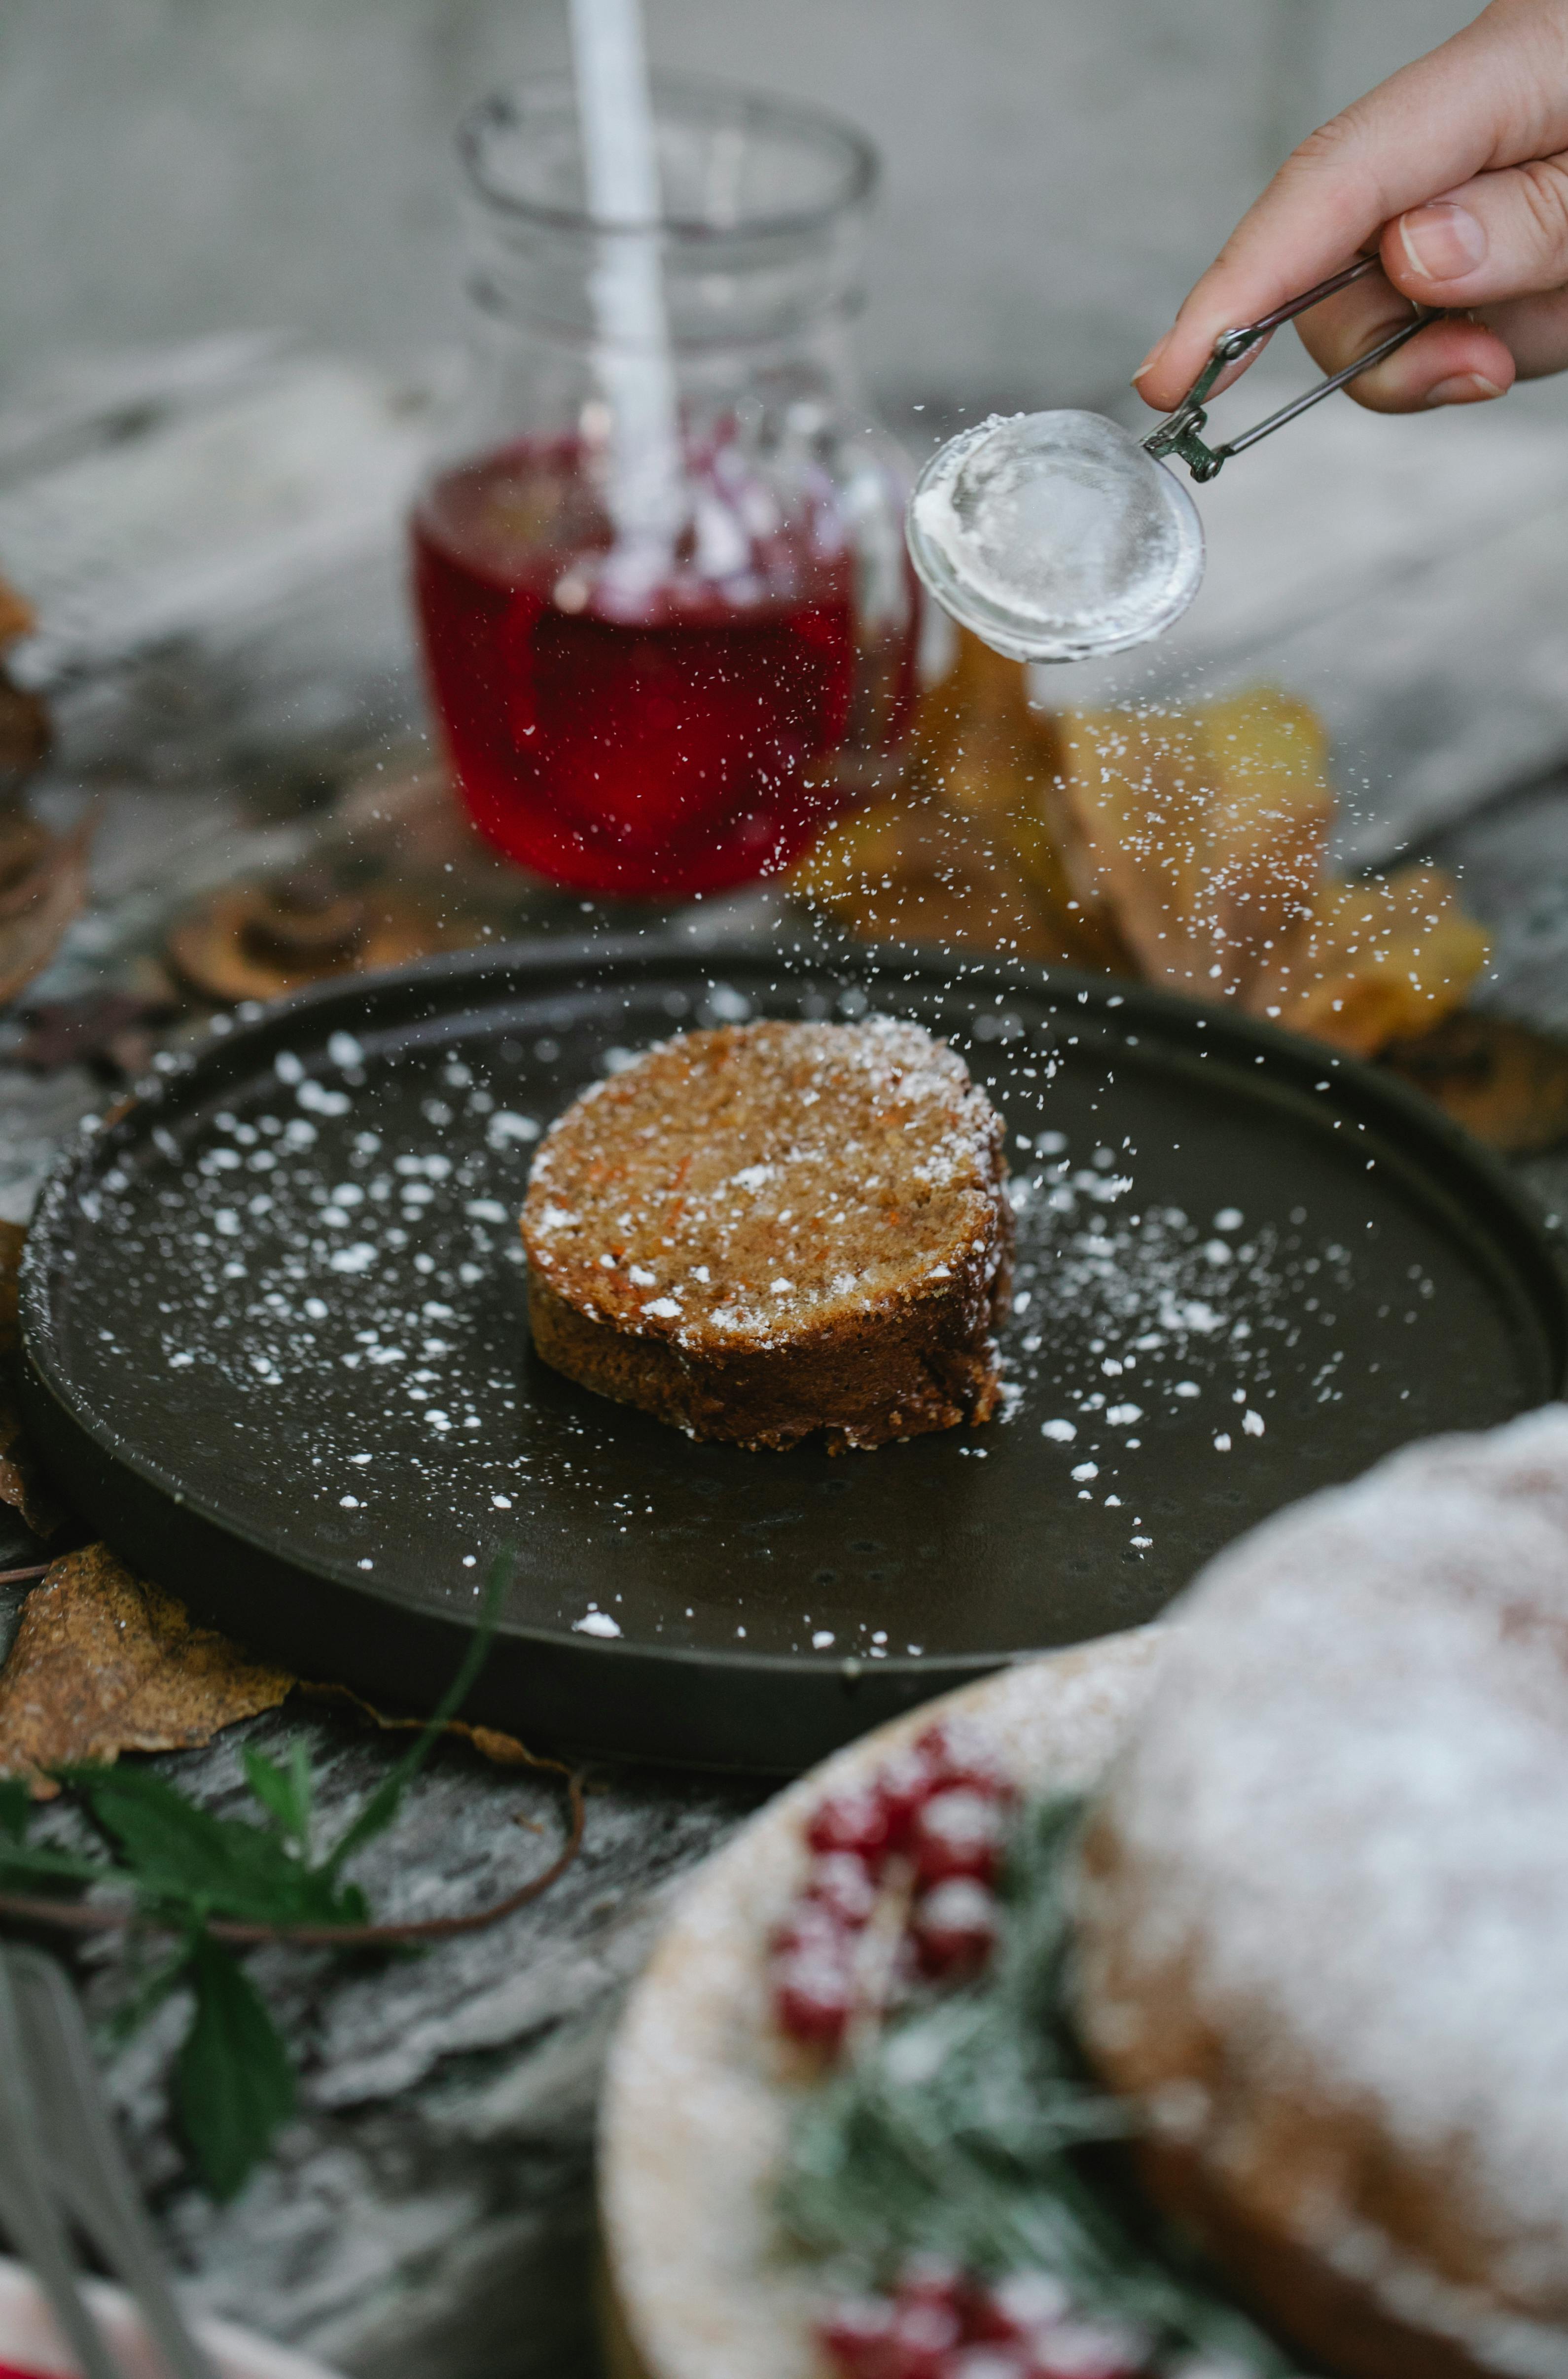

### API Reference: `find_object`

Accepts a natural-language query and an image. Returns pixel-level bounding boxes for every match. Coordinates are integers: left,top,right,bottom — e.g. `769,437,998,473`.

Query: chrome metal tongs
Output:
0,1945,220,2379
1143,256,1433,483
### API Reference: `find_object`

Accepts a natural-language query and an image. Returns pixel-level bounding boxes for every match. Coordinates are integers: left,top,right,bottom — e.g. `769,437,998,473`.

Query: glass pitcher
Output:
411,75,918,901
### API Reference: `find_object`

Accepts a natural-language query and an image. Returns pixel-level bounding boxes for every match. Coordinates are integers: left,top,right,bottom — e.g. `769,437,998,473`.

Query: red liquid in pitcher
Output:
413,439,894,898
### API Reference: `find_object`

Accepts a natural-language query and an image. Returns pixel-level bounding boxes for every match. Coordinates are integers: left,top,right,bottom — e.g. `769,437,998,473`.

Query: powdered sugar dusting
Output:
522,1017,1008,1354
1077,1404,1568,2371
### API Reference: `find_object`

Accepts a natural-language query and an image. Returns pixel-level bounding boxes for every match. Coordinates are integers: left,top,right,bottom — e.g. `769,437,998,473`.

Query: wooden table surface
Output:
0,351,1565,2379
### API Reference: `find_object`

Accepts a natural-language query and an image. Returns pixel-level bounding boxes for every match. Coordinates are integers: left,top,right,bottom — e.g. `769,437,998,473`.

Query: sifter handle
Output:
1143,256,1434,482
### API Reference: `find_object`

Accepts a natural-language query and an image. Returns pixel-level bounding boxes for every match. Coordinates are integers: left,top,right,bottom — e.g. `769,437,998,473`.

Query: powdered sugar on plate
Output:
25,966,1538,1687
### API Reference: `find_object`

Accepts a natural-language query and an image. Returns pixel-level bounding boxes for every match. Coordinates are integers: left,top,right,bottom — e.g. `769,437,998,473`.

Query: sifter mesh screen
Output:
907,408,1205,663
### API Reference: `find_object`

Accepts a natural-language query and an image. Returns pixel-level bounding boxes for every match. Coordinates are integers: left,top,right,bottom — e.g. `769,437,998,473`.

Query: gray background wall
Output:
0,0,1475,417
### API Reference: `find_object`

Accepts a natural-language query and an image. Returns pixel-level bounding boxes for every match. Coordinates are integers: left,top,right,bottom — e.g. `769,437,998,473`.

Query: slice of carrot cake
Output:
520,1016,1012,1452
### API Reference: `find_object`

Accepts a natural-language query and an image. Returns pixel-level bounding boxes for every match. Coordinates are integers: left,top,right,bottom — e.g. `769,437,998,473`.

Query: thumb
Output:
1385,153,1568,303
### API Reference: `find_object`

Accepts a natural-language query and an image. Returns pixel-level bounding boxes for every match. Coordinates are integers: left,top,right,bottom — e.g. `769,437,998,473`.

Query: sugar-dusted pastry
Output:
1073,1404,1568,2379
520,1017,1011,1452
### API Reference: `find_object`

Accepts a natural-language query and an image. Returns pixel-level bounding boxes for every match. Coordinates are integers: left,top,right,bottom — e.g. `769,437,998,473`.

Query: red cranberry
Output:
806,1849,880,1927
880,2297,962,2379
771,1897,855,1967
895,2257,966,2315
946,2350,1033,2379
807,1786,892,1867
770,1915,855,2047
772,1963,852,2047
873,1742,948,1848
913,1722,1013,1803
818,2295,895,2376
910,1787,1005,1887
1029,2317,1153,2379
970,2273,1073,2343
912,1876,998,1978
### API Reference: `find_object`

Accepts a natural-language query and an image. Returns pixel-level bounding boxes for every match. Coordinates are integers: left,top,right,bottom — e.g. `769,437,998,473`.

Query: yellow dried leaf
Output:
791,794,1072,962
1047,689,1333,1001
0,1544,294,1796
1191,689,1335,987
907,631,1130,970
904,630,1062,830
1380,1012,1568,1154
1245,866,1491,1056
797,631,1131,969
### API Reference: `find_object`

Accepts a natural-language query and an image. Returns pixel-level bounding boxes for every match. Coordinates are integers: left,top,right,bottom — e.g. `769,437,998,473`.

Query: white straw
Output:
568,0,684,590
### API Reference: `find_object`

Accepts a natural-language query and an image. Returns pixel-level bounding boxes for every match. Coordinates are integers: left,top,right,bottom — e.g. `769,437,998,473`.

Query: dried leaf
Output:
906,631,1063,829
0,576,34,649
0,806,93,1009
0,1394,63,1540
790,794,1070,962
1379,1010,1568,1154
794,630,1134,969
299,1677,565,1775
1244,866,1490,1056
798,639,1493,1067
905,632,1130,969
0,1545,294,1796
167,869,461,1005
1047,690,1333,1001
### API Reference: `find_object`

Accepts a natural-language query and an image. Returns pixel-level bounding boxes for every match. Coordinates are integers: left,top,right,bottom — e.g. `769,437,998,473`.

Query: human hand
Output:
1134,0,1568,417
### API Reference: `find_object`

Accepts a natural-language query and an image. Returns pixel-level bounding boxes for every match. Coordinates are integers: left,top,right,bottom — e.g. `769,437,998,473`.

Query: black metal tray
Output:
19,939,1566,1772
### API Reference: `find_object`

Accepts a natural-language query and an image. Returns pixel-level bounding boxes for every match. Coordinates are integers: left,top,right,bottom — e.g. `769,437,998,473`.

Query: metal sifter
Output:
905,258,1430,663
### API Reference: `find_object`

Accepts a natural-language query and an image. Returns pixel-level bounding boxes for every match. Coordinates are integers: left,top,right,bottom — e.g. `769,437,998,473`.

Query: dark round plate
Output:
19,940,1567,1772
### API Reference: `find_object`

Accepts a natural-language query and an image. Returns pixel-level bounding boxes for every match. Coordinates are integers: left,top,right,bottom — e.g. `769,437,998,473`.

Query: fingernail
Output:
1425,371,1506,405
1398,201,1487,283
1132,334,1170,387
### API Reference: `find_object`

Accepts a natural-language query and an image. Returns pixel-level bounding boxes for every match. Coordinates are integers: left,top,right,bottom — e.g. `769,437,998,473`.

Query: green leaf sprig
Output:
0,1557,585,2200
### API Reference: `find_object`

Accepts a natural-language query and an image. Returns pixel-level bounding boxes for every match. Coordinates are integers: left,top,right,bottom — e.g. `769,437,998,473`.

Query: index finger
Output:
1133,2,1568,411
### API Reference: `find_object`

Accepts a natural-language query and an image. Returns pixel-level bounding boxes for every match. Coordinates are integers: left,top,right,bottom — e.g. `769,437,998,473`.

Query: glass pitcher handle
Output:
1143,257,1434,482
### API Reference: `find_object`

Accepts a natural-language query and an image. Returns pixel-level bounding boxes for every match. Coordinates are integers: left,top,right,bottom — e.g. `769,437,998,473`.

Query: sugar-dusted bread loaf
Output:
1070,1404,1568,2379
520,1017,1012,1452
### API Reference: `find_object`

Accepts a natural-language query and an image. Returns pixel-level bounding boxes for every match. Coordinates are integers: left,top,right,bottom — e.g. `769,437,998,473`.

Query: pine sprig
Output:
780,1795,1298,2376
0,1555,585,2199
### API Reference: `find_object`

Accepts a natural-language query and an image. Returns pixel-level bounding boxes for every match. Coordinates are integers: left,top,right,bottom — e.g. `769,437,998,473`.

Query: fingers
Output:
1287,258,1568,407
1478,278,1568,374
1290,262,1517,410
1382,152,1568,307
1133,0,1568,413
